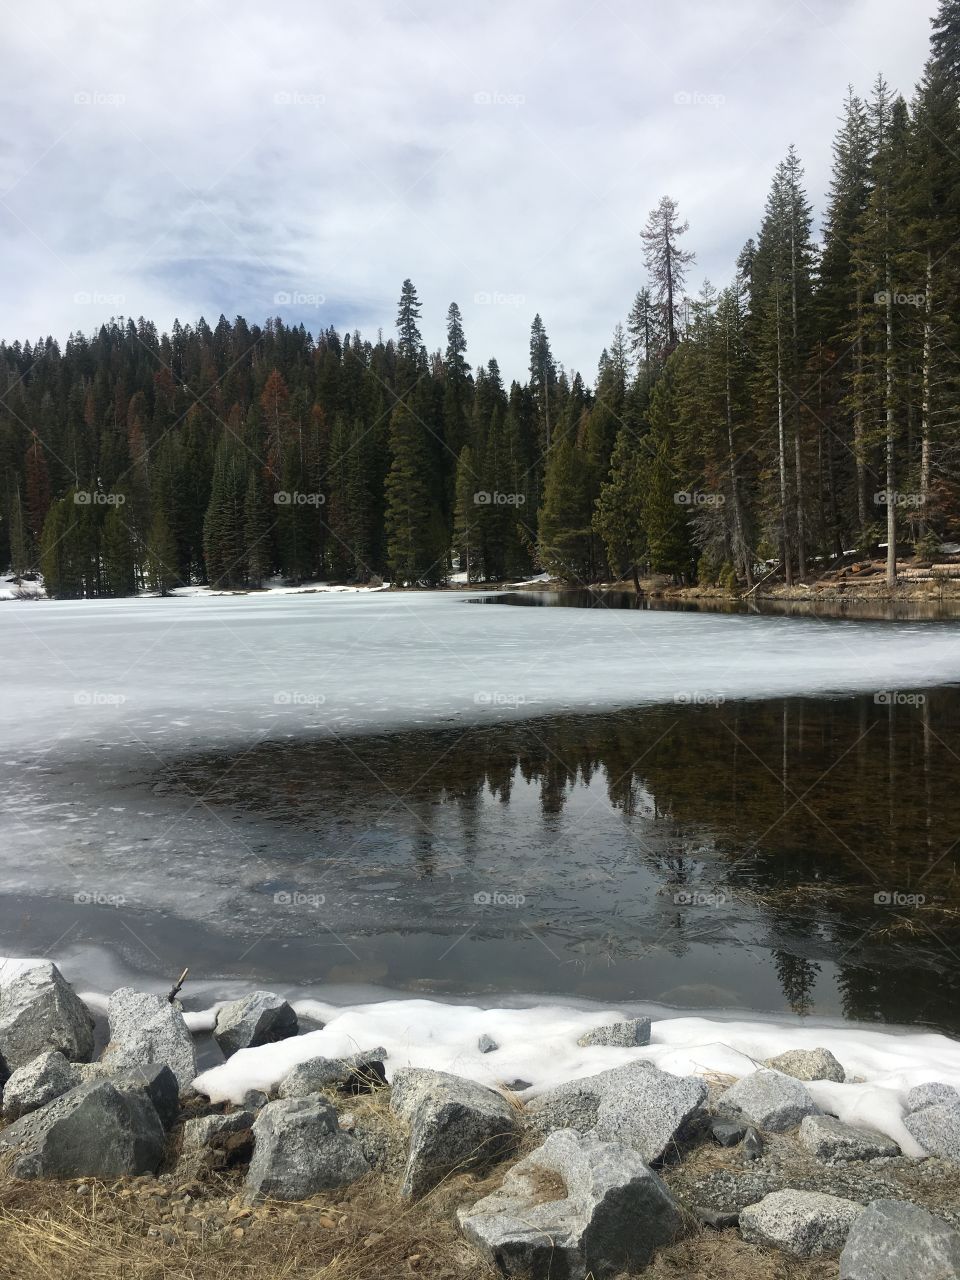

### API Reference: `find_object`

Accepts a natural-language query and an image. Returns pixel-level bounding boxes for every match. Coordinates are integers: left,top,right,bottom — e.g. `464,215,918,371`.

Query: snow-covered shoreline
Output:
6,950,954,1150
177,993,960,1156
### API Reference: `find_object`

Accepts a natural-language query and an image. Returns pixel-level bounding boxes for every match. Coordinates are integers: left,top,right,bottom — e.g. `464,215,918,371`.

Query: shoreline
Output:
1,962,959,1279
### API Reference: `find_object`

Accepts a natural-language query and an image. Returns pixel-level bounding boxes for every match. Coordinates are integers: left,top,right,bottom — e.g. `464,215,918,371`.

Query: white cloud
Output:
0,0,938,381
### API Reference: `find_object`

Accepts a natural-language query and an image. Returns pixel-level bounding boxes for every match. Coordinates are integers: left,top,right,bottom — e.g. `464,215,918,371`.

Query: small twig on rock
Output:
167,967,189,1004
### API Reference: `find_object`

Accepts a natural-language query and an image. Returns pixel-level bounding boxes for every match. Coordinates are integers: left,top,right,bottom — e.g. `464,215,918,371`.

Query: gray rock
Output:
241,1089,269,1111
244,1096,369,1202
799,1114,900,1162
176,1108,255,1177
276,1047,387,1097
458,1128,684,1279
742,1127,764,1160
213,991,298,1058
740,1189,863,1257
576,1017,651,1048
525,1061,706,1164
106,1063,181,1129
904,1102,960,1162
764,1047,846,1083
0,1078,165,1178
695,1205,740,1230
708,1116,764,1156
0,962,94,1070
840,1198,960,1279
905,1082,960,1113
104,988,197,1089
478,1033,499,1054
716,1069,818,1132
675,1169,785,1215
77,1060,181,1129
711,1116,748,1147
180,1108,255,1153
2,1051,80,1121
391,1068,521,1199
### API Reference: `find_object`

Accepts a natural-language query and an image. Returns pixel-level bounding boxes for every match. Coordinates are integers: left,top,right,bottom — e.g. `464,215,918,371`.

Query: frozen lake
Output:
1,589,959,1032
3,588,960,749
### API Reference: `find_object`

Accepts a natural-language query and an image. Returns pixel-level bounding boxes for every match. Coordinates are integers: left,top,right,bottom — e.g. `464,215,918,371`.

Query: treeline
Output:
3,2,960,597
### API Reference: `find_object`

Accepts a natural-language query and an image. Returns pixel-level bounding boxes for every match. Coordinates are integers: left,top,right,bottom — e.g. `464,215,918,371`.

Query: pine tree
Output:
38,490,99,598
23,435,51,548
203,435,248,587
537,436,594,581
7,479,30,577
452,446,480,581
101,501,136,597
820,88,872,541
396,279,424,362
146,507,179,595
640,365,694,582
750,148,816,582
529,314,556,454
276,443,315,584
627,286,662,393
849,81,911,585
244,468,272,586
442,302,472,491
640,196,696,354
931,0,960,79
39,498,71,597
384,401,444,584
260,369,291,485
715,286,755,585
902,28,960,548
594,425,647,590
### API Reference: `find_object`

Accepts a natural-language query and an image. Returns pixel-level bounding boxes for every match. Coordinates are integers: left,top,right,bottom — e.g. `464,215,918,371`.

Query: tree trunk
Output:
795,427,806,579
725,349,752,588
885,268,897,590
853,288,868,534
664,226,675,350
789,213,805,579
919,251,932,537
776,291,792,586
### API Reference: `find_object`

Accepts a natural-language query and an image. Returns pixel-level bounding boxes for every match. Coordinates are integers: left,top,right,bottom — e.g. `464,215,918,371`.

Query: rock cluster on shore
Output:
1,964,959,1278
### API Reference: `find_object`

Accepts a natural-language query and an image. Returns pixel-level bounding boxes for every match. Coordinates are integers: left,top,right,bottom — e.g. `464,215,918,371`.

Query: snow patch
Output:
190,995,960,1151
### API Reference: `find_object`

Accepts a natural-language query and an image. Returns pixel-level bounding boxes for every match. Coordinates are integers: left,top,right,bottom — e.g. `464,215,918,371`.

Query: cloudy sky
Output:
0,0,939,383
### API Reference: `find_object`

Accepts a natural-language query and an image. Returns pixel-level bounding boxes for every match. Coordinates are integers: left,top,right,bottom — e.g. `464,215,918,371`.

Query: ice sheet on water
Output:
1,591,959,754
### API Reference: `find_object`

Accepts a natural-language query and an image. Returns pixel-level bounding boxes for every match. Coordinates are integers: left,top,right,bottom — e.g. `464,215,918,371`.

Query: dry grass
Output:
0,1169,847,1280
0,1167,847,1280
0,1084,871,1280
646,1232,837,1280
0,1161,504,1280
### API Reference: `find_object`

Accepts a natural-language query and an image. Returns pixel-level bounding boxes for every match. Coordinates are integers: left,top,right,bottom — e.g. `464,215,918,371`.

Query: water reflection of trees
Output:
174,689,960,1027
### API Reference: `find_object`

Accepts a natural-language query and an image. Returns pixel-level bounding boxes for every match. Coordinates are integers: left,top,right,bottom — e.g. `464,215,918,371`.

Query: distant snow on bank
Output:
0,574,390,602
192,995,960,1155
0,574,45,600
170,578,390,598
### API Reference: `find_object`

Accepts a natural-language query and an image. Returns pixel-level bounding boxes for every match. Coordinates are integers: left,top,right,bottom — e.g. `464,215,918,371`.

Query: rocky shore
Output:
1,964,959,1279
